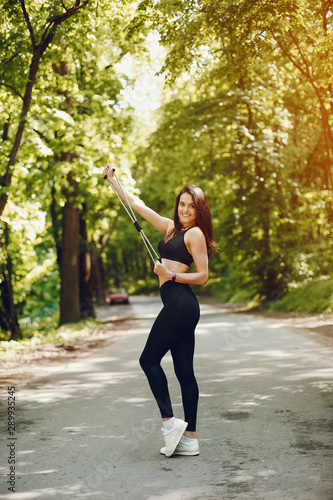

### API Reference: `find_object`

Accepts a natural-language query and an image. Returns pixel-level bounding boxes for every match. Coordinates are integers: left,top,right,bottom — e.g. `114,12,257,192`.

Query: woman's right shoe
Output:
160,438,199,456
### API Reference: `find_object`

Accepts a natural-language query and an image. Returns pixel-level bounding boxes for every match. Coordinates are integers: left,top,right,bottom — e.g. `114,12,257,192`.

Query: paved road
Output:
0,296,333,499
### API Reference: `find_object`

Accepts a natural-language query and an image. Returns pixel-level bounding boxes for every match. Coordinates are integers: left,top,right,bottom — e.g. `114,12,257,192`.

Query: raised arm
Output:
103,164,172,235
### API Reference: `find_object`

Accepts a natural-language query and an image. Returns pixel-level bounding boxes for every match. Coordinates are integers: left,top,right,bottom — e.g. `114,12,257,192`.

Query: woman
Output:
103,164,217,457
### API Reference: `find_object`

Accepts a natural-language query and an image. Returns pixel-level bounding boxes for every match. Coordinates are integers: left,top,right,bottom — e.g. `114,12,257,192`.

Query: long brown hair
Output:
167,185,218,259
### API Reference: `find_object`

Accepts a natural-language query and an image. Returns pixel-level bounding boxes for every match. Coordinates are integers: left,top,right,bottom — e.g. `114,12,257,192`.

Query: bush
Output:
266,277,333,314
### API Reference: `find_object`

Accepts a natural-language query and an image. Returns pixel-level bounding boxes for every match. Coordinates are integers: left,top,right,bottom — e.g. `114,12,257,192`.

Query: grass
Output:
205,275,333,314
0,313,100,361
197,276,258,306
265,277,333,314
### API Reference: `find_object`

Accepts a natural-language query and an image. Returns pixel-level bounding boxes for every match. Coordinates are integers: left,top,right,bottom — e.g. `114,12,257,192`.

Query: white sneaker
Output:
160,438,199,456
161,418,188,457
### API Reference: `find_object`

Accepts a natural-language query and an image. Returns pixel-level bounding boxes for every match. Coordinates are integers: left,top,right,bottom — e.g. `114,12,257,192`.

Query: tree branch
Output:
40,0,91,49
6,50,21,64
99,214,119,255
0,83,23,100
0,0,92,218
61,0,69,11
33,128,51,144
288,29,313,82
19,0,36,48
272,33,305,77
323,4,329,34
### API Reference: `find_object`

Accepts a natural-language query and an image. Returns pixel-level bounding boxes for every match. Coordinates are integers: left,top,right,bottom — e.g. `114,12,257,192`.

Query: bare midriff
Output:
159,259,190,287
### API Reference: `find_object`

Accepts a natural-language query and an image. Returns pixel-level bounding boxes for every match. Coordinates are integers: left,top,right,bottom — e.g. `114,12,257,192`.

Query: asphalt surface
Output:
0,296,333,499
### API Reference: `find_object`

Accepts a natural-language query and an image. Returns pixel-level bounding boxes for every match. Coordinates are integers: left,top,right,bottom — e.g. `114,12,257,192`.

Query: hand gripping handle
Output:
104,164,115,179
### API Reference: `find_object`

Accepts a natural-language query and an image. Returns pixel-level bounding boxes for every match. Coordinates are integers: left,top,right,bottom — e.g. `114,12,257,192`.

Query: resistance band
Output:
104,164,160,265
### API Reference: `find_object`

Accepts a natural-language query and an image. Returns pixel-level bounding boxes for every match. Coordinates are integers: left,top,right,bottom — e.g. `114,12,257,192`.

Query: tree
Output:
0,0,93,331
138,0,332,189
0,223,21,339
0,0,152,333
130,0,332,298
0,0,92,217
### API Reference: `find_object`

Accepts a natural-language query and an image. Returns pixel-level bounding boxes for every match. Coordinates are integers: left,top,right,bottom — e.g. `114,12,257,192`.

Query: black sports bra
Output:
158,228,194,267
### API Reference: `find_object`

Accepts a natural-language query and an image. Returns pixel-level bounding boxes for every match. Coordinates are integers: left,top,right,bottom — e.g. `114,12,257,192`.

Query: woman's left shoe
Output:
160,438,199,456
161,418,188,457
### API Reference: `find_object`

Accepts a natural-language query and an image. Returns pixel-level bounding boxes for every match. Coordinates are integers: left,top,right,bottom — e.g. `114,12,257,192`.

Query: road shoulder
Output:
1,302,332,389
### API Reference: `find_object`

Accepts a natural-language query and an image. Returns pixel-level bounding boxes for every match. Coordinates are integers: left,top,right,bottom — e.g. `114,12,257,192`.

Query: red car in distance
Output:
109,288,129,305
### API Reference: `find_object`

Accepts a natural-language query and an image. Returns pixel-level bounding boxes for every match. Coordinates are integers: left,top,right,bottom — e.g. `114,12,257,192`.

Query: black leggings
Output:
139,281,200,432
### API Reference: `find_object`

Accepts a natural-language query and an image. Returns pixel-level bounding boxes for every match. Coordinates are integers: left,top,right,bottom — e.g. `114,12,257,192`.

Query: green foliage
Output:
133,0,333,303
0,0,150,335
266,278,333,314
127,277,160,295
0,315,99,357
1,0,332,337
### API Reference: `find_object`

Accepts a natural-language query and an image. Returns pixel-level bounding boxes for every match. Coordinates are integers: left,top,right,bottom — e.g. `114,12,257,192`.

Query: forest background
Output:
0,0,332,344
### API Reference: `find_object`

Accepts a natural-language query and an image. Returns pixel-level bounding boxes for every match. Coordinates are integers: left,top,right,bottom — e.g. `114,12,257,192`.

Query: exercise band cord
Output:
104,164,160,265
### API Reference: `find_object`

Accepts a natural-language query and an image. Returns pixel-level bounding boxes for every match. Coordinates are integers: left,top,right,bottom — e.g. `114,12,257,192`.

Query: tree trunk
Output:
0,223,22,339
54,41,81,326
79,207,95,318
59,171,80,325
50,184,62,267
90,249,107,305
